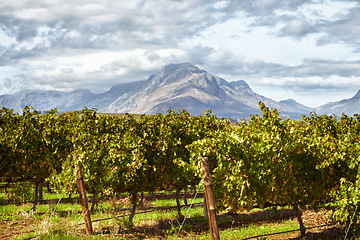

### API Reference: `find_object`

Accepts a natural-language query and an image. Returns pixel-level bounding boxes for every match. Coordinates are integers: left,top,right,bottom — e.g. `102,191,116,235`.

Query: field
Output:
2,105,360,239
0,185,348,240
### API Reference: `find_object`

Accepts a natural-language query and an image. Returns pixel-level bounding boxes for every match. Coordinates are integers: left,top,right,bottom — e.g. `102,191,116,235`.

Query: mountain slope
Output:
316,90,360,116
101,62,305,118
0,89,97,113
1,62,316,118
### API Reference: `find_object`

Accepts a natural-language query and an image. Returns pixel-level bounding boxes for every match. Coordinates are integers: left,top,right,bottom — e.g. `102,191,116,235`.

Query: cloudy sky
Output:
1,0,360,107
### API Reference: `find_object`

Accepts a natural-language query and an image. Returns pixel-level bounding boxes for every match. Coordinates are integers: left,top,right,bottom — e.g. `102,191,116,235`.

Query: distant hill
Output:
0,89,96,113
3,62,357,119
316,90,360,116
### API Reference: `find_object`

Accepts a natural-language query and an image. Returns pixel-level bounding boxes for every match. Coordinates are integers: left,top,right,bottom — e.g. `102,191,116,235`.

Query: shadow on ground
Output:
97,207,349,239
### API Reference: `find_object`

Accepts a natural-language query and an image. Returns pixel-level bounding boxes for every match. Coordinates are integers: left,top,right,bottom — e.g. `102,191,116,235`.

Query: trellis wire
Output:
26,197,63,240
176,182,203,238
80,202,204,225
241,222,338,240
344,204,358,240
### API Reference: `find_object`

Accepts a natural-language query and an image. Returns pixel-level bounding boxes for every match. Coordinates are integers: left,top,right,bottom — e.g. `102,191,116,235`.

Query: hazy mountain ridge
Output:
316,90,360,116
0,62,358,118
0,89,96,113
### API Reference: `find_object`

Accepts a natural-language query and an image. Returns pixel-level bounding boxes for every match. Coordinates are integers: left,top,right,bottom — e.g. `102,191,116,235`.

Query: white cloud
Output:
251,75,360,107
0,0,360,107
0,66,26,94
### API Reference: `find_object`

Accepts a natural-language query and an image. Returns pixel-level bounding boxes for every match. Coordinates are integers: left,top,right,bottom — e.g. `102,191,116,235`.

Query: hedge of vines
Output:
1,103,360,234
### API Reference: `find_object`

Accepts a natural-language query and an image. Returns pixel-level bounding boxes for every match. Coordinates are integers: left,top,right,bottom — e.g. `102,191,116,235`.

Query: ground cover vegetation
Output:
1,103,360,239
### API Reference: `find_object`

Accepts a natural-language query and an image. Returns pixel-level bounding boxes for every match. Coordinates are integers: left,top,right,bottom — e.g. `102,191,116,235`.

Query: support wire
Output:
176,183,203,238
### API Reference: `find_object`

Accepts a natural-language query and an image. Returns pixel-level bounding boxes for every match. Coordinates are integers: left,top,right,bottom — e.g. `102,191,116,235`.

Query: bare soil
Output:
0,195,351,239
98,207,346,239
1,219,36,240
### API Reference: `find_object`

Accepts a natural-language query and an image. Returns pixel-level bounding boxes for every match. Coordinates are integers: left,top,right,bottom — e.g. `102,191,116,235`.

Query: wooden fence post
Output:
204,195,208,218
39,182,43,201
76,163,93,235
201,157,220,240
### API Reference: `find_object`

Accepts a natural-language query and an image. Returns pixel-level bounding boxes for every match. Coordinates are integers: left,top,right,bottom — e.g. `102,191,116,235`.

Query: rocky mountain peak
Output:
163,62,198,73
148,62,205,87
353,90,360,99
230,80,251,89
3,62,351,119
279,99,298,105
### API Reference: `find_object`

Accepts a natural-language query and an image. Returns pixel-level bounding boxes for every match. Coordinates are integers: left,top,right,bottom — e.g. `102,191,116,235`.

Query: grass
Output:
42,192,71,200
218,219,299,239
1,189,346,240
0,203,34,220
0,182,71,204
167,218,299,240
151,196,203,207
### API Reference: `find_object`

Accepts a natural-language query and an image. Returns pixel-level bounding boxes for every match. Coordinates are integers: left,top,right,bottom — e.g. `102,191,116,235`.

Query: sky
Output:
1,0,360,108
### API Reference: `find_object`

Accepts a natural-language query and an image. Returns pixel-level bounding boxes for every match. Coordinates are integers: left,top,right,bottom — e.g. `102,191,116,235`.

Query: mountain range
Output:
1,62,359,119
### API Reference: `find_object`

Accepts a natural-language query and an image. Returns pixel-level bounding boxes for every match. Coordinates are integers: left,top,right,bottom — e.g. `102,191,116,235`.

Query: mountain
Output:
0,89,96,114
100,62,312,118
316,90,360,116
0,62,315,119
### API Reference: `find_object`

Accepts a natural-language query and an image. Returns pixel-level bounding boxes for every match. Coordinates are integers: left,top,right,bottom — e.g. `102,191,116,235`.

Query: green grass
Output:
34,202,80,213
167,218,299,240
0,203,34,220
42,192,71,200
95,200,113,213
1,189,342,240
219,219,299,239
0,183,70,204
151,197,202,207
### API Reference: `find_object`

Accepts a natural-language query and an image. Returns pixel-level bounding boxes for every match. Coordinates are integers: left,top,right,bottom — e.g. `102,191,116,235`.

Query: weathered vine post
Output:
38,182,43,201
76,163,93,235
201,157,220,240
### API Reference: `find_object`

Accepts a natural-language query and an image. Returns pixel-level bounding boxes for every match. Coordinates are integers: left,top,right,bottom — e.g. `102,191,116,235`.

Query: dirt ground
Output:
109,207,346,239
0,204,349,240
1,218,37,239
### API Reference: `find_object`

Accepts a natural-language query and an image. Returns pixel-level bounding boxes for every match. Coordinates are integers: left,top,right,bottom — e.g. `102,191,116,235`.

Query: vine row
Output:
1,103,360,234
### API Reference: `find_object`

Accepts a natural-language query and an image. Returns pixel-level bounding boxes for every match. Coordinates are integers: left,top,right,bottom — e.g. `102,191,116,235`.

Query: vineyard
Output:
1,103,360,239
